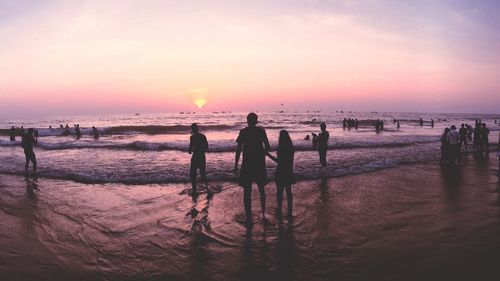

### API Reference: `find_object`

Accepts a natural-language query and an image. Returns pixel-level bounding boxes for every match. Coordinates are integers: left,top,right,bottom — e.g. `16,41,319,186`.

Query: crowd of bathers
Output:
4,113,497,225
439,119,490,166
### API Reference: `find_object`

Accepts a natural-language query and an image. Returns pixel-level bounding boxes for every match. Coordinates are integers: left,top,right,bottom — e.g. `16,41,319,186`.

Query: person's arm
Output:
234,131,243,173
262,129,271,153
188,135,193,154
203,135,209,151
234,143,242,173
266,152,277,163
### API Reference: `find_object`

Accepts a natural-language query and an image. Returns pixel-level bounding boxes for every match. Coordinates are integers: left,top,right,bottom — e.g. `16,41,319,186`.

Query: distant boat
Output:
135,113,140,116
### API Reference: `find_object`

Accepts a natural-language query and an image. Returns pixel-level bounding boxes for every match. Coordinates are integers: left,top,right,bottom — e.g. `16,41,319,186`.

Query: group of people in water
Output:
189,113,330,224
440,119,490,166
6,114,497,225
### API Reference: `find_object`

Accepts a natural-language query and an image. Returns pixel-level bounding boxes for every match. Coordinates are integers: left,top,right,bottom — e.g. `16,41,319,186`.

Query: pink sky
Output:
1,0,499,118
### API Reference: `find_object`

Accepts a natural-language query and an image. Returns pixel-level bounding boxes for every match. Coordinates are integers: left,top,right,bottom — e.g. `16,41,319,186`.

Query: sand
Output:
0,153,499,281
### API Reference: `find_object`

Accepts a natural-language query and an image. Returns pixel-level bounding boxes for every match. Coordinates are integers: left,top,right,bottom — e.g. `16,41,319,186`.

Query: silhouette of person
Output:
92,126,99,140
431,119,434,128
75,124,81,139
480,123,489,151
447,125,460,165
267,130,295,220
318,122,329,167
10,126,16,141
33,129,39,142
397,121,400,129
355,119,359,130
459,124,468,150
234,113,270,224
21,128,37,171
419,118,424,126
20,126,25,137
440,127,450,165
189,123,209,197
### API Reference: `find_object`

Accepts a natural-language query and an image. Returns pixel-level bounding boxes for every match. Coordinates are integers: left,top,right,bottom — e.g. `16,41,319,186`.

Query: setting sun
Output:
194,98,207,109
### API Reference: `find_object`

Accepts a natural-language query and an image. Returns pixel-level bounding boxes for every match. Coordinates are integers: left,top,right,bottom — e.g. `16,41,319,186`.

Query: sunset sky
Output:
1,0,499,118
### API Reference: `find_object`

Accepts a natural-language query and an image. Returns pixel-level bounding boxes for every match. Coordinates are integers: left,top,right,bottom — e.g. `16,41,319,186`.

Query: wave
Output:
0,158,430,185
0,124,240,137
0,138,439,152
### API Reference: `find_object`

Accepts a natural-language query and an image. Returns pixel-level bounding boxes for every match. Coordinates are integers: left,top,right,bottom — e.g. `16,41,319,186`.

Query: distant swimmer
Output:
267,130,295,220
318,122,329,167
10,126,16,141
21,128,37,171
92,126,99,139
234,112,270,224
304,134,310,141
189,123,209,197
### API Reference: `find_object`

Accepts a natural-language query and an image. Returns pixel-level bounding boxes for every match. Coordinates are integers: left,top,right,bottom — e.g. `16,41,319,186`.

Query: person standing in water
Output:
9,126,16,141
21,128,37,171
447,125,460,165
267,130,295,221
189,123,209,196
440,128,450,165
234,113,270,224
480,123,490,151
75,124,81,139
318,122,330,167
92,126,99,140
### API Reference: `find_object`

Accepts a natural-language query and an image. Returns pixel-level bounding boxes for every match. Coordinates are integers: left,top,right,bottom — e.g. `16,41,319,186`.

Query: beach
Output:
1,153,499,281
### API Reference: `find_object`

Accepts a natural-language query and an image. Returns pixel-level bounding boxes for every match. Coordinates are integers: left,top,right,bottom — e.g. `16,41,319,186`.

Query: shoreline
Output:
0,155,499,281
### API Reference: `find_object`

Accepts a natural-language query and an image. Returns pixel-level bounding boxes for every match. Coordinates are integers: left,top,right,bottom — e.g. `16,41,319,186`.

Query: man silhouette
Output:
189,123,209,196
234,113,270,224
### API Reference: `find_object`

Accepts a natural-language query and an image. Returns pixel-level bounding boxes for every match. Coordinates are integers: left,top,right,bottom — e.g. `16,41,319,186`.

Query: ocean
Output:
0,111,498,184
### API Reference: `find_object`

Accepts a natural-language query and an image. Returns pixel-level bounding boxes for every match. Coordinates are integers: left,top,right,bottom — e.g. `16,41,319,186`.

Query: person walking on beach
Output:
21,128,37,171
189,123,209,196
9,126,16,141
267,130,295,220
440,128,450,165
234,113,270,224
447,125,460,165
318,122,329,167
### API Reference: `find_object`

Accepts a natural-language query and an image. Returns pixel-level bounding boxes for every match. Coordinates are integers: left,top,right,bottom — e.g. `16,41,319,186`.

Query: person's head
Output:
278,130,293,150
451,125,456,130
11,126,14,129
461,124,464,128
482,123,486,128
247,113,258,126
320,122,326,131
444,127,450,133
191,123,199,134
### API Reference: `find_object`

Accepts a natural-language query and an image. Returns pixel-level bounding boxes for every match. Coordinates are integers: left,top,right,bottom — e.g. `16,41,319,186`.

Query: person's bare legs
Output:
243,184,252,224
276,185,284,219
285,185,293,220
257,183,266,221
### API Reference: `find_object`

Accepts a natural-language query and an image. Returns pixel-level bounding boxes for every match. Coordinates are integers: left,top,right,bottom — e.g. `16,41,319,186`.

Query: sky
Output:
1,0,499,118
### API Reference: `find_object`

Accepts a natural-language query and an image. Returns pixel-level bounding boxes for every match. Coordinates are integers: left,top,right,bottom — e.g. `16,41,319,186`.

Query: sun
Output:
194,98,208,109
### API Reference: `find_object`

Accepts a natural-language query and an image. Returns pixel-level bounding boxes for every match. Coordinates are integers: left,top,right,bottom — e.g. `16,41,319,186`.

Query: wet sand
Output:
1,153,499,281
